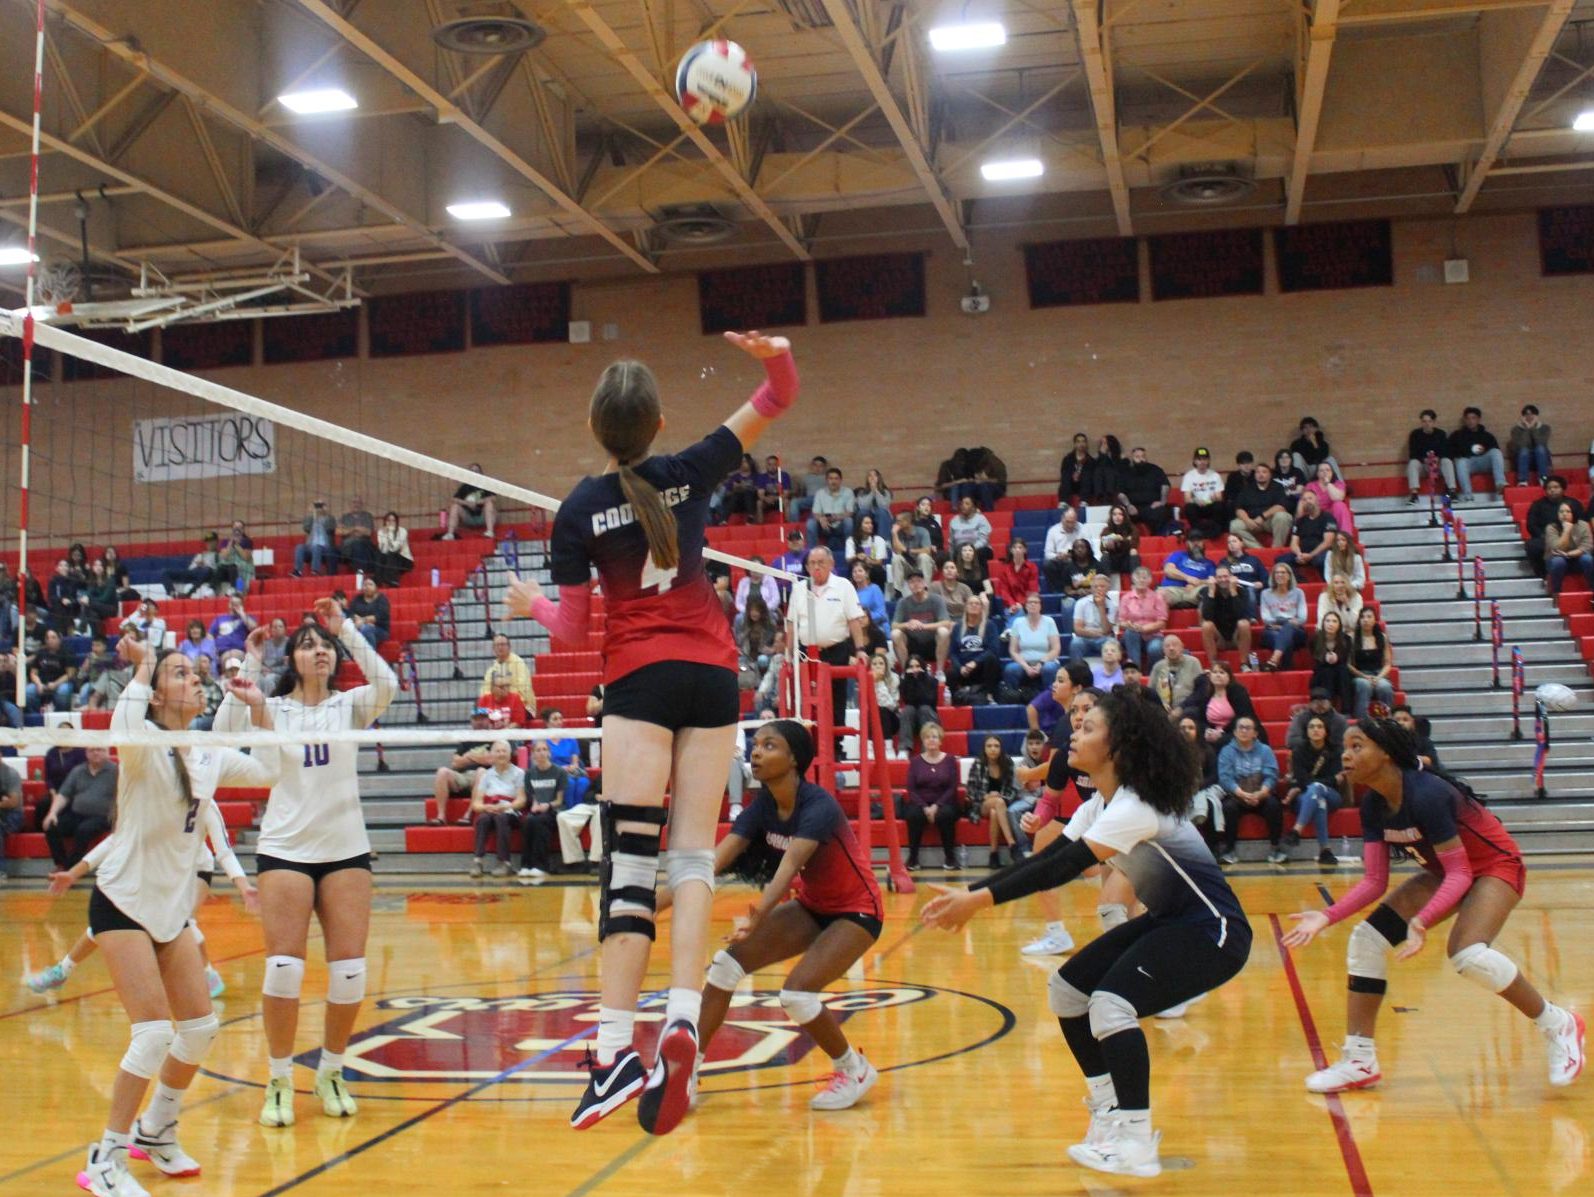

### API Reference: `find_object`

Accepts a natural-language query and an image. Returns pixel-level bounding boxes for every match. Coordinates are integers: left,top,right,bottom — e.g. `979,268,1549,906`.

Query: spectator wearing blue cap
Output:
431,707,496,825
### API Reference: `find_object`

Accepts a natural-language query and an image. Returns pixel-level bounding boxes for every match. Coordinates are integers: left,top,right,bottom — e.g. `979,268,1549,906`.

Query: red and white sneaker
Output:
1306,1053,1381,1093
1546,1008,1586,1087
810,1054,879,1111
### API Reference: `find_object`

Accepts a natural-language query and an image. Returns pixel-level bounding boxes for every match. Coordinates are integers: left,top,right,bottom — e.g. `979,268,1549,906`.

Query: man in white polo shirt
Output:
787,546,870,750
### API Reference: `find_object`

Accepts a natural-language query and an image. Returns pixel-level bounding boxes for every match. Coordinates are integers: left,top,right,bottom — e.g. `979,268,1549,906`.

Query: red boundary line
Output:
1269,913,1376,1197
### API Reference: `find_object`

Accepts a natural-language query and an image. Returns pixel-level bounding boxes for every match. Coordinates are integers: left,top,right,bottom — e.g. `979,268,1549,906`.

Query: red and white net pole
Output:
15,0,45,713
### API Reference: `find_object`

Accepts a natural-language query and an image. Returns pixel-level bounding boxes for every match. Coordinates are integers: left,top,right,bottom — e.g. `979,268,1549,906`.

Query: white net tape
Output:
0,721,772,751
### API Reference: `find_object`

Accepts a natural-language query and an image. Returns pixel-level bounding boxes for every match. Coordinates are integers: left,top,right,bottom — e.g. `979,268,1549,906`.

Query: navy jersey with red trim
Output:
1359,768,1522,874
730,781,884,919
549,426,743,683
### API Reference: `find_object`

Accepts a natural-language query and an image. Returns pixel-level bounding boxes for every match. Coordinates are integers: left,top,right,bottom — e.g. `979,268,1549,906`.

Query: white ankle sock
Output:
268,1055,293,1080
664,988,702,1030
318,1049,344,1076
831,1046,861,1074
58,955,77,976
596,1007,635,1066
1046,921,1065,935
1345,1034,1377,1061
1535,1004,1569,1034
1085,1073,1117,1110
100,1129,131,1154
142,1082,183,1133
1115,1109,1152,1141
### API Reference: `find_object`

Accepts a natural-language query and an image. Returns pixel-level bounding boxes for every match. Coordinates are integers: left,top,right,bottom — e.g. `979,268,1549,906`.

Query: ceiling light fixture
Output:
446,200,512,221
929,22,1006,53
981,158,1043,182
0,246,39,267
1574,109,1594,132
277,88,359,115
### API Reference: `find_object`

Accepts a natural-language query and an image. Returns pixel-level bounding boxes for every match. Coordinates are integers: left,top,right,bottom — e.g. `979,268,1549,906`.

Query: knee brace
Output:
1049,970,1091,1018
705,949,747,992
599,802,666,942
1097,903,1130,931
169,1013,220,1065
1451,943,1518,994
665,847,717,895
121,1020,176,1079
1087,990,1140,1041
262,955,306,1000
779,988,824,1025
1346,905,1406,995
326,957,367,1005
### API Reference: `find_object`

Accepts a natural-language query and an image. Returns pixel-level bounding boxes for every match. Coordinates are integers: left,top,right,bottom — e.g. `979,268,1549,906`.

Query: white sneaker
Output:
1153,991,1206,1020
517,867,535,878
77,1144,148,1197
687,1058,702,1112
1020,927,1075,956
259,1076,296,1127
1081,1098,1114,1147
1067,1119,1162,1178
315,1069,357,1117
810,1054,879,1110
130,1118,200,1177
1306,1053,1381,1093
1546,1009,1586,1087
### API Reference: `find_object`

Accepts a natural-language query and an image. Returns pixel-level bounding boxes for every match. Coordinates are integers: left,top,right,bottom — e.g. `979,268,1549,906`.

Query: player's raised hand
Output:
724,330,791,359
505,572,542,620
244,625,271,660
1282,909,1330,949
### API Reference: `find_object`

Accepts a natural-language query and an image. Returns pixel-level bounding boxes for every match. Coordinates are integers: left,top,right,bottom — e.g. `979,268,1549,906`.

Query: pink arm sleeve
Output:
530,584,592,644
1033,788,1060,827
1323,841,1391,924
749,351,799,417
1415,845,1474,928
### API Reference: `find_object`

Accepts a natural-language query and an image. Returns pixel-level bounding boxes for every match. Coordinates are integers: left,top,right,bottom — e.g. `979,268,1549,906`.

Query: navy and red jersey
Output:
549,426,743,684
730,781,884,920
1360,768,1522,876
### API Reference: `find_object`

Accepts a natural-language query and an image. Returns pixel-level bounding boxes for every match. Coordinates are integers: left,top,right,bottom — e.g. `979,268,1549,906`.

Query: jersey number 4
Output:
640,552,678,595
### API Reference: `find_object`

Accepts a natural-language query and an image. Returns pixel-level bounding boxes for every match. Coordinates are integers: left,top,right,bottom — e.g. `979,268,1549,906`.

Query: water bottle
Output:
430,567,441,587
1248,651,1259,672
355,570,364,590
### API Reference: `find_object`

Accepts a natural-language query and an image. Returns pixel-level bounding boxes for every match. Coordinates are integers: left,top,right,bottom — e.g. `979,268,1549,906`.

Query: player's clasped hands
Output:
504,572,542,620
920,884,990,932
1282,909,1330,948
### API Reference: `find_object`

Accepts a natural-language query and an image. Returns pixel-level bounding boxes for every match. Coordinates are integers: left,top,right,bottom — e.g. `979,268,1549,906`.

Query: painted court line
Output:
1269,913,1375,1197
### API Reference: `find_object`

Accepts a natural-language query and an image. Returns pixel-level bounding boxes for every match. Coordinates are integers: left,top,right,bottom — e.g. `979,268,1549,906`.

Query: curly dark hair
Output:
1355,718,1421,770
1094,683,1200,816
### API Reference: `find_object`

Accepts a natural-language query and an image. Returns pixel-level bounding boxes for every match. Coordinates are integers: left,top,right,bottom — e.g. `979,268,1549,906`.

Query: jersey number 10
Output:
302,743,331,768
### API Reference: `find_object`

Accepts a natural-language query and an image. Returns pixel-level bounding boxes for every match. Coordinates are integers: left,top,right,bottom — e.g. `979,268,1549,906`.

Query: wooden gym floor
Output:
2,862,1590,1196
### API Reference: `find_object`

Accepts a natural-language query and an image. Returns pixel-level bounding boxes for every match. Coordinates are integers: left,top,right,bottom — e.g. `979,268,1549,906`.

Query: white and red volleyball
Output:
675,39,757,125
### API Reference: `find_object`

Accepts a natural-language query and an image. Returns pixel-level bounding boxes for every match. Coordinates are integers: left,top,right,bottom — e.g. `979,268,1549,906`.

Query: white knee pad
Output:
121,1020,176,1079
705,950,747,992
326,957,367,1005
779,988,825,1025
1049,971,1091,1018
1087,990,1140,1041
1347,920,1396,993
1097,903,1130,931
262,955,306,1000
1451,943,1518,994
665,848,717,895
169,1013,220,1066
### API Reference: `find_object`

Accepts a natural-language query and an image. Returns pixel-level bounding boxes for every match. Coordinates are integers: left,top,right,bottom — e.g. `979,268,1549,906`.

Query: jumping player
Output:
923,685,1251,1178
216,599,397,1127
666,720,883,1111
505,330,798,1135
50,636,275,1197
1284,720,1585,1091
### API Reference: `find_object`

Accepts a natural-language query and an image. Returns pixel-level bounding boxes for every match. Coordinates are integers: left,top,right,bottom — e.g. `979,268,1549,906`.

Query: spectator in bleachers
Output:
1054,538,1098,628
947,593,1002,705
120,597,165,650
1406,408,1457,503
374,511,414,587
219,521,255,595
64,543,90,587
1325,532,1367,593
1524,477,1584,578
1449,407,1507,500
892,571,952,677
1217,714,1284,865
1316,573,1363,630
480,668,532,728
163,531,224,598
73,635,117,709
259,617,290,694
1287,688,1349,753
1121,660,1143,688
1272,449,1306,511
1391,703,1441,767
443,465,498,540
890,510,937,597
967,734,1021,868
913,495,945,555
39,745,85,829
1304,462,1354,533
1119,446,1173,532
1160,530,1215,608
1290,417,1342,481
0,759,23,881
930,559,973,625
555,748,602,872
1005,593,1062,692
1096,506,1140,576
734,557,781,617
1219,532,1268,609
990,539,1038,612
807,467,856,554
178,618,217,670
1087,435,1126,505
468,741,525,878
1309,611,1354,713
26,628,76,711
1150,634,1202,712
482,633,535,708
20,609,47,655
74,560,118,629
712,453,759,524
868,652,902,745
1282,714,1346,868
854,468,894,528
953,543,993,611
208,593,257,660
1041,505,1089,591
1179,714,1226,855
1224,451,1257,507
1277,489,1336,580
1092,639,1126,689
0,650,20,731
338,496,379,576
789,455,828,522
754,454,791,525
896,654,942,753
1070,574,1118,663
1259,562,1309,671
294,499,338,576
515,739,563,878
771,529,808,607
736,591,780,679
347,575,391,648
935,448,973,502
586,683,605,724
431,708,495,821
1543,501,1594,595
1057,433,1096,504
848,563,889,653
948,495,993,564
903,721,961,871
40,745,116,868
1200,565,1254,669
1180,447,1227,539
787,546,870,753
1182,660,1260,749
98,547,139,602
1509,404,1553,485
190,651,225,730
47,559,82,632
845,513,890,588
1349,608,1396,720
966,446,1008,512
1229,462,1292,549
1116,565,1168,672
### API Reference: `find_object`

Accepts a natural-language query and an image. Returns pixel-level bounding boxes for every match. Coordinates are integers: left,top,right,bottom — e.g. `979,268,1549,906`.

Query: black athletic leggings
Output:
1056,915,1250,1110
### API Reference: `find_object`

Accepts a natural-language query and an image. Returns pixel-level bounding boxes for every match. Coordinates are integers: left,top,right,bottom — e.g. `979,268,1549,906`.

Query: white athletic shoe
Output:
259,1076,296,1127
810,1054,879,1111
77,1144,148,1197
1546,1009,1586,1087
1306,1053,1381,1093
687,1058,702,1112
1081,1098,1114,1147
130,1118,200,1177
24,961,71,994
1067,1119,1162,1178
1019,927,1075,956
315,1070,358,1117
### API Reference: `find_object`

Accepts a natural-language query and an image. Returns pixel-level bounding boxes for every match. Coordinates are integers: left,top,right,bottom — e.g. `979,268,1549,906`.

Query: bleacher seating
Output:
1506,482,1594,678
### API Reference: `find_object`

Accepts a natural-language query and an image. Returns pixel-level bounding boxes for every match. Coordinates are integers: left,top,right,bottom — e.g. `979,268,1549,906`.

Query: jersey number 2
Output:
640,552,678,595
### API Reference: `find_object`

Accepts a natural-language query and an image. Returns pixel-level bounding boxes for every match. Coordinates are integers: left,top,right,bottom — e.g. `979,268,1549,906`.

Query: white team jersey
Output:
217,621,396,863
95,681,279,943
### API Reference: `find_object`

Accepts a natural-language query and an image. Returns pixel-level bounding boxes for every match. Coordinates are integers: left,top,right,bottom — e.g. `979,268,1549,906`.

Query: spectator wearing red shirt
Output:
990,539,1039,612
479,669,532,728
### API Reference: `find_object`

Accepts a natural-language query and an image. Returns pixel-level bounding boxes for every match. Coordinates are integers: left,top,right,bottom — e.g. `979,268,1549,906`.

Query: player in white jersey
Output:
44,637,274,1197
217,597,396,1127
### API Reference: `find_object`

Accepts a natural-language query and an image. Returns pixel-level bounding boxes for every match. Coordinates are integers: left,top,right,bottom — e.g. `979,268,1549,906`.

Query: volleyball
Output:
1535,682,1578,711
675,39,756,125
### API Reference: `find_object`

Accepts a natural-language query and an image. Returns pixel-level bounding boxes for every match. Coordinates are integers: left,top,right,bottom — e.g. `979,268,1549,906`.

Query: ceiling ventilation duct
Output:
1158,163,1257,206
431,13,546,54
652,204,739,245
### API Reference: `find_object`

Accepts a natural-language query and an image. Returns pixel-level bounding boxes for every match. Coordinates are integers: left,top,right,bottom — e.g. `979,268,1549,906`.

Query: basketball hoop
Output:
32,260,80,311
